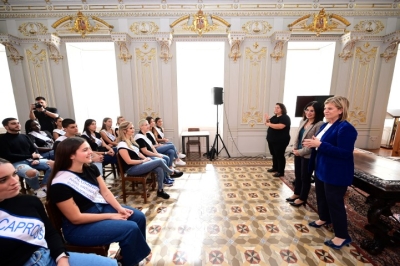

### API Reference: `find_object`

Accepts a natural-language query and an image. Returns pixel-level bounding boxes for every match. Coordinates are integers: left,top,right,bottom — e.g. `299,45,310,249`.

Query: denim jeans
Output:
164,142,179,159
40,150,54,160
62,203,150,266
126,158,173,191
156,144,176,166
13,159,51,189
23,246,117,266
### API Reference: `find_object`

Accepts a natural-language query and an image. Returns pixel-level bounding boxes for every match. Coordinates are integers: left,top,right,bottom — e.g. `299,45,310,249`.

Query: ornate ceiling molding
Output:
270,31,290,62
130,21,159,35
353,20,384,35
37,34,63,64
242,20,272,35
228,32,245,62
111,33,132,63
156,33,173,63
338,31,364,62
380,31,400,62
18,22,48,37
0,34,23,64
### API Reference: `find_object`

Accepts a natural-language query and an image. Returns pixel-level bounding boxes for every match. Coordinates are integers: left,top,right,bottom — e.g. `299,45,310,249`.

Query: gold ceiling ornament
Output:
18,22,48,37
170,9,230,36
354,20,384,35
111,33,132,63
380,41,399,63
0,34,23,65
338,32,363,62
37,34,63,64
52,11,114,38
355,45,377,65
228,33,245,62
270,32,290,62
156,33,173,63
242,20,272,35
130,21,159,35
288,8,350,36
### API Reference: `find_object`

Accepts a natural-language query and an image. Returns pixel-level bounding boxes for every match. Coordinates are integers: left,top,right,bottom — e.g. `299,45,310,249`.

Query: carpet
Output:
281,171,400,266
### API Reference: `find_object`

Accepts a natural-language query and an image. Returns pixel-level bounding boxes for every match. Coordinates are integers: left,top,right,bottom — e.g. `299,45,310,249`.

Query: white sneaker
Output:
34,189,47,198
175,159,186,166
172,163,176,167
178,153,186,159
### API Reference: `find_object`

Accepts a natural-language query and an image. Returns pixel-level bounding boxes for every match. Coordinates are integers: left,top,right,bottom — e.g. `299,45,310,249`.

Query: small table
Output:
181,131,210,155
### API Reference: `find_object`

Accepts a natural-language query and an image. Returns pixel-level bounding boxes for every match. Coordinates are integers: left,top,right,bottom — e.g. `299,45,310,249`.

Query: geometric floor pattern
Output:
104,159,374,266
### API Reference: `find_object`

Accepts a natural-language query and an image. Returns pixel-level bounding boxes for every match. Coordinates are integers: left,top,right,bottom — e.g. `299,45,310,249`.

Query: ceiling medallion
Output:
289,8,350,36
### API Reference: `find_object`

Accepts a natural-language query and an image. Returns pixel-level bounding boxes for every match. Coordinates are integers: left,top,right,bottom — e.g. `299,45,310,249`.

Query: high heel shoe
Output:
308,221,331,228
324,238,352,250
289,201,306,207
285,197,299,202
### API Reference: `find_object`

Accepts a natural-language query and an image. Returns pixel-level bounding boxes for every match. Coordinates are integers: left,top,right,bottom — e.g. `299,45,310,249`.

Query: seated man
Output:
0,118,52,198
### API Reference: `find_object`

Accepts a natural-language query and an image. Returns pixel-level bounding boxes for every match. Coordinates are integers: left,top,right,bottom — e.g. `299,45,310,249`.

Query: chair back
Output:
188,128,200,142
44,201,66,241
116,153,126,178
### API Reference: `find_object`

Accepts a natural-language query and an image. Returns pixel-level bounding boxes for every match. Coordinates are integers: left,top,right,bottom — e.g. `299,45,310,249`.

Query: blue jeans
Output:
40,150,54,160
13,159,52,189
164,142,179,159
126,158,173,191
23,247,117,266
62,204,150,266
156,144,176,166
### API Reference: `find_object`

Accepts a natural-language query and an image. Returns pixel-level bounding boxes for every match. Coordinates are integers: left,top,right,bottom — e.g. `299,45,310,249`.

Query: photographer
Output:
29,96,59,133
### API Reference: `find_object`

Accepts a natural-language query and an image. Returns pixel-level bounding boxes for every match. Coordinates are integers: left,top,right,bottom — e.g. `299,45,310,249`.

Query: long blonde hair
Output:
116,121,139,149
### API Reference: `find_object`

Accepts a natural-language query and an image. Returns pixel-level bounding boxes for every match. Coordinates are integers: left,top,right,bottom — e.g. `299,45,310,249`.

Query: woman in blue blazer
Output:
303,96,357,250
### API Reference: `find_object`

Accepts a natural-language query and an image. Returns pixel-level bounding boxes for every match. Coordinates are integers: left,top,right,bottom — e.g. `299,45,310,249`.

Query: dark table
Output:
352,151,400,254
181,131,209,155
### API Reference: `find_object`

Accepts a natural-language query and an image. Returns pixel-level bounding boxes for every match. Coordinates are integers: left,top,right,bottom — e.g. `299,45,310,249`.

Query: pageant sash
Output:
0,209,47,248
52,171,107,204
53,128,65,136
146,132,157,144
117,141,141,156
29,131,53,143
134,133,154,147
101,129,116,142
154,127,164,138
82,132,102,147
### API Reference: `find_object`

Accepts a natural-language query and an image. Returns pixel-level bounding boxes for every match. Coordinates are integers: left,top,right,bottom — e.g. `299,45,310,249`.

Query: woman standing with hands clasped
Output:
302,96,357,250
286,101,324,207
265,103,291,177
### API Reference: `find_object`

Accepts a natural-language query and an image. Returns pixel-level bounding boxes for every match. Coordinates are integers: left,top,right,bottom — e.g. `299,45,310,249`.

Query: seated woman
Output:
47,138,151,266
100,117,118,148
154,117,186,159
135,119,183,185
115,116,125,138
146,117,186,167
81,119,117,167
53,116,65,140
117,121,174,199
25,119,54,160
0,158,117,266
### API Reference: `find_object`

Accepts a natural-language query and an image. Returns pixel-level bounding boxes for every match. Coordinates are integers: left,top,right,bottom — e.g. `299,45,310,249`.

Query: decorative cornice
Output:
156,33,173,63
270,32,290,62
338,31,363,61
228,32,245,62
0,34,23,64
37,34,63,63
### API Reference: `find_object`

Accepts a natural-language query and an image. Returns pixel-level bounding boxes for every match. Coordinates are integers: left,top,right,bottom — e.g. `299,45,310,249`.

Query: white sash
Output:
0,209,47,248
117,141,141,156
155,127,164,138
134,133,153,147
101,129,116,142
146,131,157,144
52,171,107,204
53,128,65,136
55,135,67,143
82,132,102,147
29,131,53,143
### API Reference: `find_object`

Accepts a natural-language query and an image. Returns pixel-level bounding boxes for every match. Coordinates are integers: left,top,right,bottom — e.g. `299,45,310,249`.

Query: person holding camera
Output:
29,96,59,133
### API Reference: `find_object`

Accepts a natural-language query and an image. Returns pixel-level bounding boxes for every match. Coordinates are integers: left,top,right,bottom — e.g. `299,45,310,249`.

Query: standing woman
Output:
303,96,357,249
47,138,151,266
286,101,324,207
100,117,118,147
265,103,291,177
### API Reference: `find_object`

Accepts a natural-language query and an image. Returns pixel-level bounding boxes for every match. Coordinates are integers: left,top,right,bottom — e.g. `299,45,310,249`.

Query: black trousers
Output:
314,176,350,239
293,156,312,201
267,139,290,174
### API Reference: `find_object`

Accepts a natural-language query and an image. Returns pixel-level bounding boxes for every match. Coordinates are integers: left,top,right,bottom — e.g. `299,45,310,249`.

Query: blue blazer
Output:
309,120,358,186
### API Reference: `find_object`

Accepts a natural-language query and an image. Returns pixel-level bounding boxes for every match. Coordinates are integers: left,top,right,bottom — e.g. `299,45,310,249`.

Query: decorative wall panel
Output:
241,46,267,127
347,42,378,126
134,44,160,119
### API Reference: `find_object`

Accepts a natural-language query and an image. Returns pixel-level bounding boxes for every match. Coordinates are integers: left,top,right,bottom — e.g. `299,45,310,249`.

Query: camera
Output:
34,103,43,108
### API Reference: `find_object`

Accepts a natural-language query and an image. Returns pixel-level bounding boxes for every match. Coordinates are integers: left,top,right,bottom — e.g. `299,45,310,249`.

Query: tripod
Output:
210,104,231,161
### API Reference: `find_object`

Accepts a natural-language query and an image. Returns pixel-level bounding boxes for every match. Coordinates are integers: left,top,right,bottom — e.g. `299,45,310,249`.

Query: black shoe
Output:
267,168,277,173
290,201,306,207
285,197,299,202
157,189,170,199
308,221,331,228
273,172,283,177
170,171,183,178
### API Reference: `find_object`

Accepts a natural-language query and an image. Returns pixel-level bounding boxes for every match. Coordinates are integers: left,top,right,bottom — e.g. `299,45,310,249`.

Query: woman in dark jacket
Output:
265,103,291,177
303,96,357,250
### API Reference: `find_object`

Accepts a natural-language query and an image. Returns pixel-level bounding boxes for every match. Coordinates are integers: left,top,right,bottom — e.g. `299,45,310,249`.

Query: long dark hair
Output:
276,103,287,115
101,117,111,131
83,119,96,142
145,116,157,136
46,137,87,198
303,101,324,124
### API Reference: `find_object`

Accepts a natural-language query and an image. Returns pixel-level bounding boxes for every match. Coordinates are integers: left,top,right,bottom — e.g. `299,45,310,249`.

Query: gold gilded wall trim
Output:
242,21,272,35
241,46,267,127
18,22,48,37
355,44,377,65
1,43,23,64
26,46,51,103
130,21,159,35
354,20,384,34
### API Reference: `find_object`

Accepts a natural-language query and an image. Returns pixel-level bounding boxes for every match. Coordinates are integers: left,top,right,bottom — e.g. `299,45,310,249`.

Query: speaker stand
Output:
210,105,231,161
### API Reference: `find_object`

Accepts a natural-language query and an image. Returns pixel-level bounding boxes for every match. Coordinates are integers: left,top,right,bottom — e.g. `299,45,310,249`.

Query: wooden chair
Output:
116,154,156,204
44,201,109,256
186,128,201,156
102,162,117,180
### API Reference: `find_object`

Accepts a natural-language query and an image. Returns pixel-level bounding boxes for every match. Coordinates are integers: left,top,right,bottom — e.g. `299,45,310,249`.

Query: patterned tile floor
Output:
104,156,373,266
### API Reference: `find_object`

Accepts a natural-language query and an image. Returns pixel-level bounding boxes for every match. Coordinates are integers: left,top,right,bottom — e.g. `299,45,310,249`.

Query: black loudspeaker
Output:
212,87,223,105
